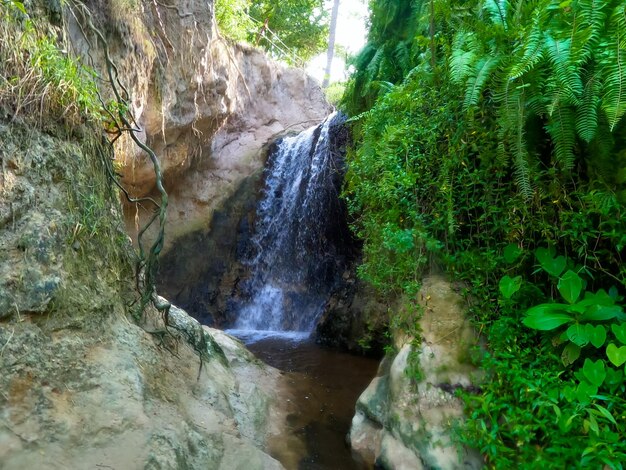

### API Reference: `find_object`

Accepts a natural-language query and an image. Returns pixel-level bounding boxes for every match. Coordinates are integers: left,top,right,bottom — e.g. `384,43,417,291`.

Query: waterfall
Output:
232,112,349,334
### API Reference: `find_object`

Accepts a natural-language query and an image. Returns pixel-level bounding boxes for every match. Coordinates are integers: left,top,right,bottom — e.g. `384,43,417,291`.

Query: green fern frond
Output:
546,105,577,170
464,56,500,109
511,89,534,200
600,4,626,130
578,0,609,47
450,31,478,84
496,140,509,168
509,22,544,79
513,146,533,201
483,0,510,27
526,94,548,117
545,34,584,106
394,41,413,75
576,72,601,142
366,46,385,79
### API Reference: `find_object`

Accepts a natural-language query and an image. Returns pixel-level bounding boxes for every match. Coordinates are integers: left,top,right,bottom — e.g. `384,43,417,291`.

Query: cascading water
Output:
231,112,351,336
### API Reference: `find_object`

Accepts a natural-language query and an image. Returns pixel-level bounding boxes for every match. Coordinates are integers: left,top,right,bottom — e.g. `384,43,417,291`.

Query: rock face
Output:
0,302,284,470
315,277,389,356
349,275,484,469
67,0,331,256
69,0,332,326
0,115,282,467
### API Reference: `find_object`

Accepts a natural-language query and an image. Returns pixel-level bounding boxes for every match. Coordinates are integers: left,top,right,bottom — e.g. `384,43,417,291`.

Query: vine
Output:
67,0,172,322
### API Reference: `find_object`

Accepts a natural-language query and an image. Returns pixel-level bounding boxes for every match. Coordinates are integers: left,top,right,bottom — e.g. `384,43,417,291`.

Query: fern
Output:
600,4,626,130
576,72,601,142
578,0,609,48
546,105,577,170
394,41,413,76
545,34,583,109
508,21,544,79
506,86,534,199
450,31,478,84
483,0,510,27
464,56,500,109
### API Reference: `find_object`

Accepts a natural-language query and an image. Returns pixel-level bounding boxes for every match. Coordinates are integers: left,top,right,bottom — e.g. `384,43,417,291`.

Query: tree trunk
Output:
322,0,340,88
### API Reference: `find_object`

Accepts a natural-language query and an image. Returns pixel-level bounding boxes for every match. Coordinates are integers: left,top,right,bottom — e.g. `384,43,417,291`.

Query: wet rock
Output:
316,277,388,356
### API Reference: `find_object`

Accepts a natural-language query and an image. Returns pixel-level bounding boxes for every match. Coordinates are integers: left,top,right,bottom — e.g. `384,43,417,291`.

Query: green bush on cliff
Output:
342,0,626,466
215,0,328,65
0,0,106,130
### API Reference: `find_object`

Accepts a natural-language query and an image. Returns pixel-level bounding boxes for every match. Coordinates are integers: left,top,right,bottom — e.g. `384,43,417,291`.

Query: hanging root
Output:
68,0,171,325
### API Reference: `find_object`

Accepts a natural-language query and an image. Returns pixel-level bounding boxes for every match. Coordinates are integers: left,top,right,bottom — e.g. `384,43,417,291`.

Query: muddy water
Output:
238,333,380,470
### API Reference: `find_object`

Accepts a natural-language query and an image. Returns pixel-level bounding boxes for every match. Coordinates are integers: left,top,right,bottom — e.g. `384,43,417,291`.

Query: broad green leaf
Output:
605,366,623,388
561,342,581,366
503,244,522,264
566,323,589,346
606,343,626,367
576,380,598,403
611,323,626,345
499,275,522,299
586,289,616,306
536,247,566,277
585,324,606,348
523,304,573,330
562,385,576,402
593,404,617,425
582,358,606,387
558,270,582,304
580,305,622,322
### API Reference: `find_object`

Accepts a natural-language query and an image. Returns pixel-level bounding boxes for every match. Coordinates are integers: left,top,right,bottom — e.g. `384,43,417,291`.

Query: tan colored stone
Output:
349,275,484,469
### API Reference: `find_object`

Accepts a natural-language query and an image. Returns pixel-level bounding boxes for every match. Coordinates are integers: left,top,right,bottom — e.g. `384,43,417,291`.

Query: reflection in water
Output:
237,333,379,470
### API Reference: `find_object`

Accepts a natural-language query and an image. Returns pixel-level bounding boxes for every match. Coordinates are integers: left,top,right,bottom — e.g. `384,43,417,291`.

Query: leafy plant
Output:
493,247,626,467
341,0,626,466
214,0,328,65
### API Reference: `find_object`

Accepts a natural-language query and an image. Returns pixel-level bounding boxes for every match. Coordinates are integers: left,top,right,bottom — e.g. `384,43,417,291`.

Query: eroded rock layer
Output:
68,0,331,254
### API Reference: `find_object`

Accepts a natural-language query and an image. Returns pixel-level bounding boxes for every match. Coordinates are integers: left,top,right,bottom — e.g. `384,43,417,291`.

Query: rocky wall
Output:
66,0,331,255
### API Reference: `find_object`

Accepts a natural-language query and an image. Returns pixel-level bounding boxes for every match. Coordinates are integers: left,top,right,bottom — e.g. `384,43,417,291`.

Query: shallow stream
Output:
233,332,379,470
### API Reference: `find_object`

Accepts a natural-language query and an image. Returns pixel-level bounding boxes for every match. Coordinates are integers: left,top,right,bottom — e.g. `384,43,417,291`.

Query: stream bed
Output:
234,332,380,470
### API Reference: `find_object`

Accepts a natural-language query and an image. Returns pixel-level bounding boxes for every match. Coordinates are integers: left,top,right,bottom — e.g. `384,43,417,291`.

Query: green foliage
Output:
324,81,346,105
0,0,106,130
214,0,328,64
342,0,626,466
214,0,255,43
490,249,626,467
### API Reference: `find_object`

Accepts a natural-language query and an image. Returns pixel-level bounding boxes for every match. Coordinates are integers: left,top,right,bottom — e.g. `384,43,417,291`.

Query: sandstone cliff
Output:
66,0,331,254
1,0,330,467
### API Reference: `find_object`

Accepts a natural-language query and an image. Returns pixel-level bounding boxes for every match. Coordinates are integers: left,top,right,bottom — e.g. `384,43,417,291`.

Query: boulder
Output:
349,275,484,469
0,301,284,470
